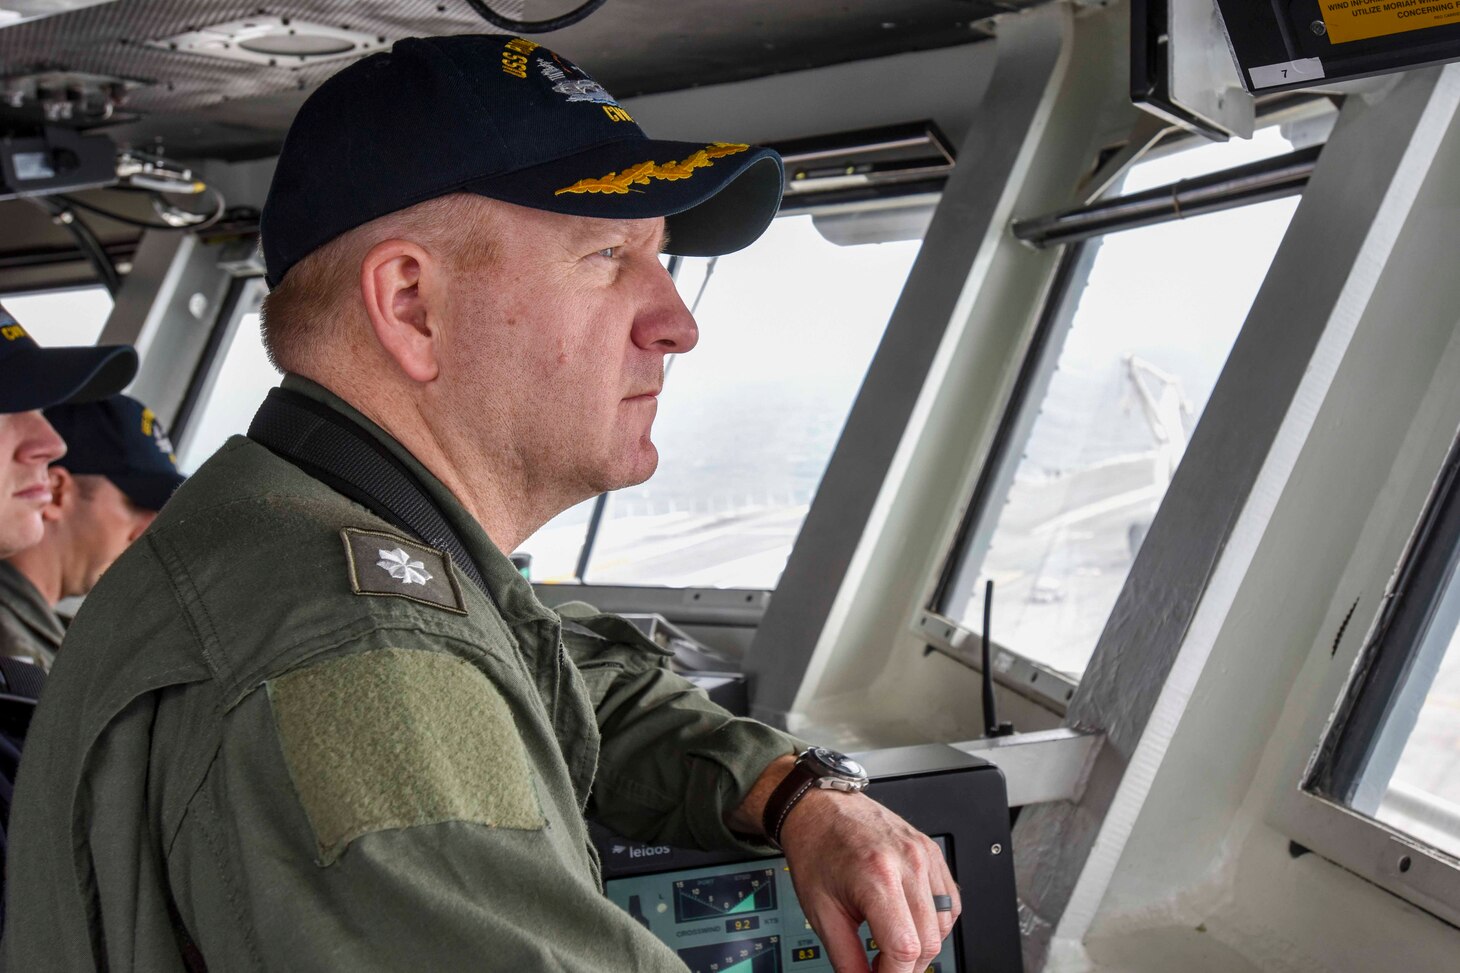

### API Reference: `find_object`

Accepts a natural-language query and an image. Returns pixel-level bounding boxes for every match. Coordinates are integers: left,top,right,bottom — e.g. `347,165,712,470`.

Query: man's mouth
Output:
13,482,52,505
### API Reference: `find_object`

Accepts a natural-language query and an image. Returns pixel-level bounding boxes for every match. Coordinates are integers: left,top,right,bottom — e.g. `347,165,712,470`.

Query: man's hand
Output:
728,756,961,973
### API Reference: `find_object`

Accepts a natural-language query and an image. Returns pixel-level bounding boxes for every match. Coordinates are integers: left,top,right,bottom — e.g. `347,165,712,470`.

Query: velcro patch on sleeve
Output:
341,527,466,614
268,647,545,864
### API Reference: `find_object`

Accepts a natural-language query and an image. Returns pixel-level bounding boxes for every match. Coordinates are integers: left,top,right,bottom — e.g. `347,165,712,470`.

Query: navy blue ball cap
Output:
42,395,185,512
0,302,137,414
262,34,784,287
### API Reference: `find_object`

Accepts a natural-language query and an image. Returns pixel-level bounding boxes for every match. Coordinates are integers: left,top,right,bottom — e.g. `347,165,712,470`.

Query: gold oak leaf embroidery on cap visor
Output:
554,142,750,196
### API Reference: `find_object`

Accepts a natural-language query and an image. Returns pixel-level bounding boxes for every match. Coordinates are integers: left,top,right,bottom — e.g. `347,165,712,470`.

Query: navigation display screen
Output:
605,836,957,973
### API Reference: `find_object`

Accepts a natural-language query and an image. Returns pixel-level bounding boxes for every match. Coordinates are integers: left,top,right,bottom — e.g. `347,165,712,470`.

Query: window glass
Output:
1370,595,1460,858
518,498,597,583
1,286,113,347
1314,436,1460,861
945,125,1302,677
176,279,278,472
519,213,923,588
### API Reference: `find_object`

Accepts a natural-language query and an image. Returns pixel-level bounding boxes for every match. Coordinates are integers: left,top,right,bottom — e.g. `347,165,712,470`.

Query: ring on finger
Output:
932,894,954,912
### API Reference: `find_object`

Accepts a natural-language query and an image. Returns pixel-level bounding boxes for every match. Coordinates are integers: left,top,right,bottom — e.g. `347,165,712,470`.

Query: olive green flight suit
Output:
1,376,799,971
0,561,62,672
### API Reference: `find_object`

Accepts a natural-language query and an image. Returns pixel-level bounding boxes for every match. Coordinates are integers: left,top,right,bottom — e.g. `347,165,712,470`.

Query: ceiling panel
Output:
0,0,1037,159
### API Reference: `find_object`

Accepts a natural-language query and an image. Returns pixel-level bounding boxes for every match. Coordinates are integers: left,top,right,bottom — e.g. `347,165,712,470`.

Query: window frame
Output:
170,274,268,457
1275,423,1460,930
1308,427,1460,807
929,137,1312,697
923,242,1092,714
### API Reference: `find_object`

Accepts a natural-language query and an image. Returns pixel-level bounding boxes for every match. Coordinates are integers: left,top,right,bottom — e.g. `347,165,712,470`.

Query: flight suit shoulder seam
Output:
163,693,227,858
146,531,230,681
186,782,268,970
150,491,382,540
226,620,517,707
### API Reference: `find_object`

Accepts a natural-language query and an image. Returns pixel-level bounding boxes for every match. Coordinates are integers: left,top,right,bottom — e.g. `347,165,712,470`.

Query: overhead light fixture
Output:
143,16,387,69
1,71,145,122
0,1,118,30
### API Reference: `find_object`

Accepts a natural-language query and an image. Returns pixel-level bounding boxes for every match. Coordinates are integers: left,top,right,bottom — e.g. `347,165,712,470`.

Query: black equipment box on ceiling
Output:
1217,0,1460,94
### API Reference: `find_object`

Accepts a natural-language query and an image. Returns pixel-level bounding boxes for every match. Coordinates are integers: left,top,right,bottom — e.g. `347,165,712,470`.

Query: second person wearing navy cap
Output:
0,396,184,671
0,300,135,937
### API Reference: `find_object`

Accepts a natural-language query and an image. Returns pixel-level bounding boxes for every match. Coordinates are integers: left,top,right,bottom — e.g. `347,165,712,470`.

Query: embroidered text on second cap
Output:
341,528,466,614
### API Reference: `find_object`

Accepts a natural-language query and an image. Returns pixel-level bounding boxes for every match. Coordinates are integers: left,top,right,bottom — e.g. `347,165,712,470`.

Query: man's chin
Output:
0,510,44,559
595,442,659,494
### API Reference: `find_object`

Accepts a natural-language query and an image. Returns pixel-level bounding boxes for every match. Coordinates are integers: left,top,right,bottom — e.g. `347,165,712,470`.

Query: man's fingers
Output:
810,904,873,973
898,862,945,971
862,886,923,973
928,836,960,941
933,890,956,942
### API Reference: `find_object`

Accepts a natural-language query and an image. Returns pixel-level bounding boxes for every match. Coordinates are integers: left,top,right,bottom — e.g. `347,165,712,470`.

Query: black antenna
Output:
981,579,1014,738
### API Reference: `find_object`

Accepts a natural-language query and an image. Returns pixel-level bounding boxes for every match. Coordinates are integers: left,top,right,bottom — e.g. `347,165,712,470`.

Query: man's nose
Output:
631,261,699,355
16,411,66,466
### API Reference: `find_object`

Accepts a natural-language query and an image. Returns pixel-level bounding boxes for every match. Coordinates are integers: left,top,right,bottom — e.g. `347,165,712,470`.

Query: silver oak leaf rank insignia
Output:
377,547,433,585
341,528,466,614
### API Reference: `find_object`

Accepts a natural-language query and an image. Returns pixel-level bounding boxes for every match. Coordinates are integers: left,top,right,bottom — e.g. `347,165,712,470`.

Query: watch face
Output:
810,747,867,780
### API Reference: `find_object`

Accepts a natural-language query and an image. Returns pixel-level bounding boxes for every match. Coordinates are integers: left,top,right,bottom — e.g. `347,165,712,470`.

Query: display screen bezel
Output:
603,834,960,973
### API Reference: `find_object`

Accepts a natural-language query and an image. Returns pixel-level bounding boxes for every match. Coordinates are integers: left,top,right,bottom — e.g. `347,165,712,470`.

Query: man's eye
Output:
595,247,617,259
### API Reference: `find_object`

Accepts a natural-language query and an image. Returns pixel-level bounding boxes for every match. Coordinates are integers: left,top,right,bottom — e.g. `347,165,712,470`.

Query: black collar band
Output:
247,387,494,603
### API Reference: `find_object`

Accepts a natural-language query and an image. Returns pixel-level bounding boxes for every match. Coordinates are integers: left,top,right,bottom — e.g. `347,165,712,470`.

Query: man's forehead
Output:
498,200,667,247
566,213,667,245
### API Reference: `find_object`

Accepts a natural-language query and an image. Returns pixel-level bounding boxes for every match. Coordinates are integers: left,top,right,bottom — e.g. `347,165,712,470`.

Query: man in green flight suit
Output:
2,35,959,973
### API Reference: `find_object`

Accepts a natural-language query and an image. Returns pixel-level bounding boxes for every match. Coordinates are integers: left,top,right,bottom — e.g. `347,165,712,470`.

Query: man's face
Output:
441,204,697,506
0,411,66,558
61,474,156,596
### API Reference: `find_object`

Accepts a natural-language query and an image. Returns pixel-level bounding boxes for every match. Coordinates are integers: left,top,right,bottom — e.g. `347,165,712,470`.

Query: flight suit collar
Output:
278,374,558,629
0,559,65,654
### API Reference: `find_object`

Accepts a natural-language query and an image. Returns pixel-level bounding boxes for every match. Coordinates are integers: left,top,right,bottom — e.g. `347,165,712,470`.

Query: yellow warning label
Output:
1320,0,1460,45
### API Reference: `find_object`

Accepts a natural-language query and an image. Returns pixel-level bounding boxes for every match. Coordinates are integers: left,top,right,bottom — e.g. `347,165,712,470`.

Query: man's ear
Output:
43,466,72,523
359,239,442,383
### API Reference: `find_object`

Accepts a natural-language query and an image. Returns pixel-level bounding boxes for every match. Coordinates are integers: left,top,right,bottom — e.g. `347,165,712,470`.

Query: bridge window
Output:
1309,428,1460,862
520,211,924,586
938,124,1305,679
0,285,113,347
175,278,276,472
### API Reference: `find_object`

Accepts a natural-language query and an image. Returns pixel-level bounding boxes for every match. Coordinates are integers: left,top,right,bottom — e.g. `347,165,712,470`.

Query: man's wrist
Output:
725,753,796,837
758,747,871,847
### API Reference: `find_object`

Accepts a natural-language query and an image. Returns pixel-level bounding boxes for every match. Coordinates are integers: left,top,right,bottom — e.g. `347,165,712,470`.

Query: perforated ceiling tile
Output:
0,1,1034,159
142,15,389,69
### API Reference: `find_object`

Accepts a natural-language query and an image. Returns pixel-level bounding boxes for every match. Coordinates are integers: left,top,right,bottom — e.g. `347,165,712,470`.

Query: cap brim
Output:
465,140,784,257
0,345,137,413
108,470,185,513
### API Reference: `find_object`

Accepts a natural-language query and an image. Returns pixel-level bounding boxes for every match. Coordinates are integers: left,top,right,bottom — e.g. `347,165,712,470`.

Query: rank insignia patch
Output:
341,528,466,614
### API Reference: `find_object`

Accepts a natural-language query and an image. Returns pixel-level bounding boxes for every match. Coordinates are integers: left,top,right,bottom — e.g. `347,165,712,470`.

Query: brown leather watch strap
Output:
762,759,820,848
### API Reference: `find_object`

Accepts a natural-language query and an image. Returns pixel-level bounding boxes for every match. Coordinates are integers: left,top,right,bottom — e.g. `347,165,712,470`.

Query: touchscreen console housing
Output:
594,744,1022,973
